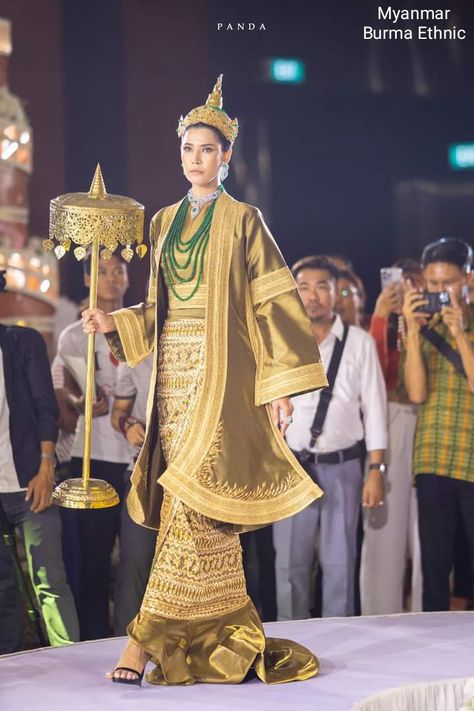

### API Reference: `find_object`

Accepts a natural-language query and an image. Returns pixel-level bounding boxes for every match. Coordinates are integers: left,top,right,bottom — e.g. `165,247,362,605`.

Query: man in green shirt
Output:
403,237,474,611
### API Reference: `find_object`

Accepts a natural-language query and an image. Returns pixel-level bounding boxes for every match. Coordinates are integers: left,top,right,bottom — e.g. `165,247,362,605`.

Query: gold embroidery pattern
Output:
249,266,296,306
141,493,248,620
260,362,328,403
199,469,301,501
195,421,300,499
168,283,207,311
157,318,206,462
113,307,152,367
142,317,248,619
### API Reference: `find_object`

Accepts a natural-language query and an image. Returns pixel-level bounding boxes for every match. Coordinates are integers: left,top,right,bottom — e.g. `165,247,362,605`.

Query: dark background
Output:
2,0,474,305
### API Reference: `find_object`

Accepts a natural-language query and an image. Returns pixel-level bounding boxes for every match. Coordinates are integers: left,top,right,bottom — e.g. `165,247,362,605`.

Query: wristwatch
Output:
369,463,386,474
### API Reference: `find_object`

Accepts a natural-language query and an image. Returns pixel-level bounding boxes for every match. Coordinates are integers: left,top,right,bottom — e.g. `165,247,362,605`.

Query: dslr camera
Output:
415,290,450,314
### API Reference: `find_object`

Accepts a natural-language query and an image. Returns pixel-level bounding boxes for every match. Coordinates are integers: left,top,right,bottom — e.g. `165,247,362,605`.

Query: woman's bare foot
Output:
106,639,151,682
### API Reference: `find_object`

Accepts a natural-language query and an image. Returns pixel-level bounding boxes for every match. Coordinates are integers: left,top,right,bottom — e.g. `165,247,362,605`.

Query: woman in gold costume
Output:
83,75,328,686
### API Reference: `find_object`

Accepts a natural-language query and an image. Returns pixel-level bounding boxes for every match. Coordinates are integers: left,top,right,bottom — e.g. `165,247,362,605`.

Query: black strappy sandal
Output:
111,666,145,686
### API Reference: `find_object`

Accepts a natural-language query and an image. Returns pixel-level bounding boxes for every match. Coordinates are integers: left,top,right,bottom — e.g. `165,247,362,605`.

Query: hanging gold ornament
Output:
42,238,55,252
136,244,148,259
46,163,145,510
121,245,133,262
74,246,87,261
100,247,113,262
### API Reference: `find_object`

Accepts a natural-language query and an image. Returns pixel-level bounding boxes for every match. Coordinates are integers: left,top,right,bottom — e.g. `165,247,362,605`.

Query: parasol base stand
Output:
52,478,120,509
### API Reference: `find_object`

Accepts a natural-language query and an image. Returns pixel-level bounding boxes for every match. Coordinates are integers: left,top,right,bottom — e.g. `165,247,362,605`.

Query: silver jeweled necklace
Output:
187,185,223,219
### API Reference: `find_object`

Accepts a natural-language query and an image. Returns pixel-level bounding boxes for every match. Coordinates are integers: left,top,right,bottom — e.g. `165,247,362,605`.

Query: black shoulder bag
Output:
420,325,467,379
293,324,349,463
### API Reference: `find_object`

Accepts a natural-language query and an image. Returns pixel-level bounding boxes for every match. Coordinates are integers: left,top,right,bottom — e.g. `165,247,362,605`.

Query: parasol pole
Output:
82,228,99,490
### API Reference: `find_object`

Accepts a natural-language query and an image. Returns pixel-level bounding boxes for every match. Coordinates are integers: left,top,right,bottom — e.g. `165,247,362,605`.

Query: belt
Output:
292,443,361,466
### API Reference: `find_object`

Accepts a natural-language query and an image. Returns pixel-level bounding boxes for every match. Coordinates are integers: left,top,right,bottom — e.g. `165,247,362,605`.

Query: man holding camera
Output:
403,237,474,611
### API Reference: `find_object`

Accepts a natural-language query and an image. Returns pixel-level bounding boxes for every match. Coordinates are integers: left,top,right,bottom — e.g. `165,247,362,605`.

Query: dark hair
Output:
338,269,359,287
291,255,340,282
421,237,472,273
83,251,127,276
183,122,231,152
392,257,421,275
0,269,6,293
325,254,354,271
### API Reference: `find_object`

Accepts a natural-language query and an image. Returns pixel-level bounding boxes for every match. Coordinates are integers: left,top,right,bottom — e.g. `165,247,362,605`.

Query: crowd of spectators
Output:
0,235,472,651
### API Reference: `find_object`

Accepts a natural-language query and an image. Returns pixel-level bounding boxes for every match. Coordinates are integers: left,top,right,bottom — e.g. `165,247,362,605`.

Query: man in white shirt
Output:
56,253,132,640
274,256,387,619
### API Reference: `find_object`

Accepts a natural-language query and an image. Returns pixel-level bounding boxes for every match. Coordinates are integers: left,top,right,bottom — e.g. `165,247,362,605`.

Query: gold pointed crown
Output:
177,74,239,144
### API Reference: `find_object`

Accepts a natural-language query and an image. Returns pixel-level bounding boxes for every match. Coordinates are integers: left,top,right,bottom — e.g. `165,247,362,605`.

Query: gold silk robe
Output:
107,191,328,532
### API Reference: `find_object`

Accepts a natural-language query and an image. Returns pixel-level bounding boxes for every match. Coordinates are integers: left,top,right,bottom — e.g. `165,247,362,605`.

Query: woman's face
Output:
180,127,231,189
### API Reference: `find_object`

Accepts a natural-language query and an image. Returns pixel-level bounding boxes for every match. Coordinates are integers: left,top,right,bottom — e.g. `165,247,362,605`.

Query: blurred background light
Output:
266,58,306,85
449,143,474,171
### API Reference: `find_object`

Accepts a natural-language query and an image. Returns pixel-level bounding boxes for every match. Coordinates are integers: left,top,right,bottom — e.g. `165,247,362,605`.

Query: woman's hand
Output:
271,397,294,437
82,308,116,334
373,284,402,318
402,287,429,333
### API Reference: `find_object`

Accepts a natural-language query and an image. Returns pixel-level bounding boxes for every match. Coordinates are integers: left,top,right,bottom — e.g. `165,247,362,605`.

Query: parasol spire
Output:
88,163,107,199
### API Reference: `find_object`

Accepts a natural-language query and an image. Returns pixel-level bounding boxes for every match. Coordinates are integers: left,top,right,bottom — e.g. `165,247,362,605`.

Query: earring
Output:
220,162,229,181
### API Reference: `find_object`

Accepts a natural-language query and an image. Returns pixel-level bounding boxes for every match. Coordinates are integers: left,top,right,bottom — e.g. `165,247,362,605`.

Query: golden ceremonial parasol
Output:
44,164,145,508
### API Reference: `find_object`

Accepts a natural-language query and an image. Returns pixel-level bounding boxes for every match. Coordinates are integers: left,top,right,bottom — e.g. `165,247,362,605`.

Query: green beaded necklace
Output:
162,188,222,302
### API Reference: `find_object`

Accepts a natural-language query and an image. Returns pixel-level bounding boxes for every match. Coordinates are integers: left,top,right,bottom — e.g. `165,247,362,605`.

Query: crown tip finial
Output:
89,163,107,199
206,74,224,109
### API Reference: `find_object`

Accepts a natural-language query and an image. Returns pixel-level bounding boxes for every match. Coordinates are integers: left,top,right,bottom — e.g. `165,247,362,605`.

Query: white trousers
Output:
360,401,423,614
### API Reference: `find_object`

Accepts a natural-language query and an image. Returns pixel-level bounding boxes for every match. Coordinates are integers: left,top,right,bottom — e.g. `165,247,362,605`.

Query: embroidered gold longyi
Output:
141,493,248,620
157,318,205,462
139,317,249,620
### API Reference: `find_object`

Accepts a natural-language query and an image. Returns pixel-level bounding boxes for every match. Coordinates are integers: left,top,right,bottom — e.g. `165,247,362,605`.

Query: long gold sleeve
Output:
105,214,160,367
245,208,327,406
